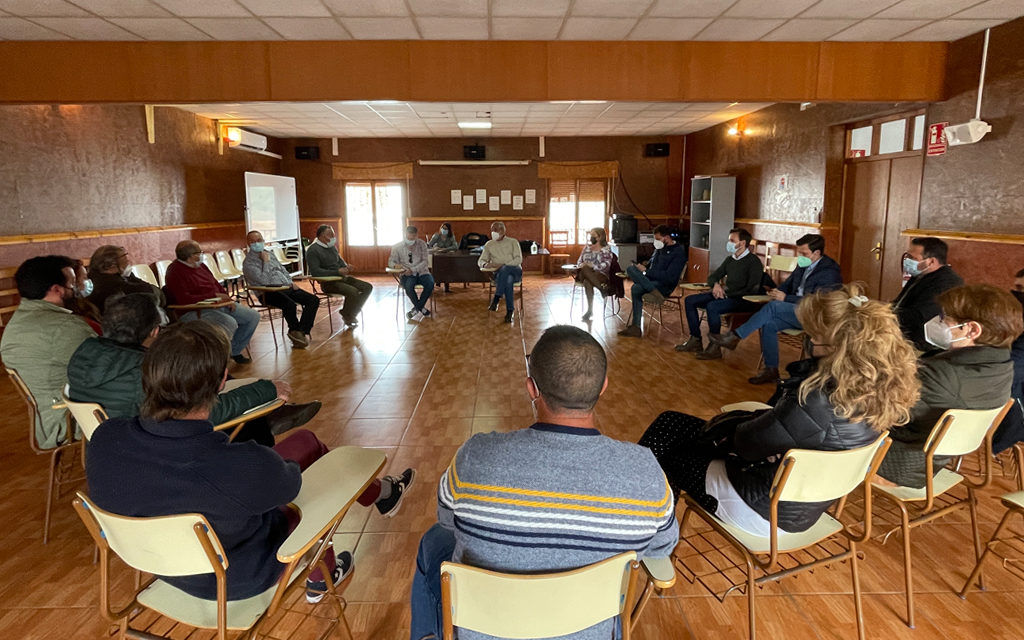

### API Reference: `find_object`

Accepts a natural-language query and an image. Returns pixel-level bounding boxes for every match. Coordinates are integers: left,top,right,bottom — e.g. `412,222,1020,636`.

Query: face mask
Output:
903,256,923,277
440,228,449,236
589,236,598,245
405,239,415,246
726,241,738,253
77,278,94,298
491,231,501,241
653,239,665,251
796,255,813,268
923,315,967,350
249,242,264,253
326,237,337,248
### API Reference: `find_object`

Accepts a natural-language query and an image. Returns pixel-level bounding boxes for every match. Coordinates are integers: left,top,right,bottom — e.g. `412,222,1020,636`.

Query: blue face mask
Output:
77,278,94,298
249,242,264,253
726,241,738,254
326,237,337,248
440,228,449,236
903,256,923,276
405,239,415,246
796,255,813,268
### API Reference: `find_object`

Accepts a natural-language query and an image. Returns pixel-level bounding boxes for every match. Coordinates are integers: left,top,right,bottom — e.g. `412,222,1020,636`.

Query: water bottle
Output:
531,241,538,255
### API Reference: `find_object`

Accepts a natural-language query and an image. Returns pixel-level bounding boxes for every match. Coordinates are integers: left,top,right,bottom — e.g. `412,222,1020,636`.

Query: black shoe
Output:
231,354,252,364
504,310,513,323
444,284,451,293
675,336,703,352
306,551,354,604
582,310,593,321
748,368,780,385
375,468,416,518
617,325,643,338
710,331,741,350
265,401,322,436
695,342,723,360
488,297,500,312
344,314,359,327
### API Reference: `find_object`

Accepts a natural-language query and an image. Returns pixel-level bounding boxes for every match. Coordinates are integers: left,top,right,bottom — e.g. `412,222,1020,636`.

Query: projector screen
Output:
244,172,299,242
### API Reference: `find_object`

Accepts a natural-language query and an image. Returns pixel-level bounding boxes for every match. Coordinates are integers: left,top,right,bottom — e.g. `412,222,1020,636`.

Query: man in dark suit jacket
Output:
712,234,842,385
891,236,963,350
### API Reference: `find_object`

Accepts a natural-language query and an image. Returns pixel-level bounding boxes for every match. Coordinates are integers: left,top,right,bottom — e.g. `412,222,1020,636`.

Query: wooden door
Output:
341,181,406,273
879,156,923,301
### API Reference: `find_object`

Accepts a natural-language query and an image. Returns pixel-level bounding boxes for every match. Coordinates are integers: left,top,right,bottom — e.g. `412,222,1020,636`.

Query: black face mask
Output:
1012,290,1024,305
589,237,598,245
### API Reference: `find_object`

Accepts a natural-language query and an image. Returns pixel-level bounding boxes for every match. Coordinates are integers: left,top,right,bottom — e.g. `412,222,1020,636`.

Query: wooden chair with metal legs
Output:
309,276,357,333
386,267,436,317
73,445,386,640
245,284,289,349
673,435,892,640
440,551,674,640
869,401,1013,629
959,489,1024,600
5,367,83,544
620,270,689,332
482,267,525,314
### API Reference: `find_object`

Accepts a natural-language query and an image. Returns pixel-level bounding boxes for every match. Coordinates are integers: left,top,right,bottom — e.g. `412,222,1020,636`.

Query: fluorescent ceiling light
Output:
457,121,492,129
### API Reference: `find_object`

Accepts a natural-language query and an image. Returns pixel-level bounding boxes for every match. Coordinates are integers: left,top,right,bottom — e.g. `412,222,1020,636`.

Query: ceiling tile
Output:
153,0,249,18
799,0,902,19
33,16,141,38
877,0,980,19
112,17,211,39
407,0,486,17
761,18,857,40
0,15,70,37
492,0,569,18
895,18,1006,40
648,0,735,18
571,0,654,18
187,17,281,38
725,0,818,18
0,0,87,16
560,17,636,39
416,17,488,39
694,18,785,40
827,18,928,40
322,0,408,18
954,0,1024,19
261,17,349,39
628,17,710,39
340,16,419,38
492,16,562,39
237,0,329,17
71,0,172,17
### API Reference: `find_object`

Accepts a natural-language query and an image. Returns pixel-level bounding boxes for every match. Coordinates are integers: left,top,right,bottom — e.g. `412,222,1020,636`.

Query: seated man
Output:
410,326,678,640
164,240,260,364
677,227,763,359
243,230,319,349
86,244,164,313
617,224,686,338
389,225,434,320
67,293,321,446
85,321,416,605
891,236,963,351
478,221,522,323
305,224,373,327
710,233,842,385
0,255,97,449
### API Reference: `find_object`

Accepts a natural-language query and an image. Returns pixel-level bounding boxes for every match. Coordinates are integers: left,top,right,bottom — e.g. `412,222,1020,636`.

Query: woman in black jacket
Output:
641,283,919,535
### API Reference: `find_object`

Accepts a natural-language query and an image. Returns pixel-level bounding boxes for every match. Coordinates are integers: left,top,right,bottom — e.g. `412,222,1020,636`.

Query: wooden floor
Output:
1,275,1022,640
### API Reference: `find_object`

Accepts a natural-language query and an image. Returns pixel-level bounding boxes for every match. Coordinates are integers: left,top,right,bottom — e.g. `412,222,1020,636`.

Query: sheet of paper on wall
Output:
489,196,500,211
462,195,474,210
475,189,487,203
450,189,461,205
513,195,524,210
500,190,511,205
524,189,536,204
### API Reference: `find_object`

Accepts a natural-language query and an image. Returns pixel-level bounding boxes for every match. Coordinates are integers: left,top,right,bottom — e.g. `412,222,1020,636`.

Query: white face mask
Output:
652,239,665,251
325,237,337,248
404,239,415,246
923,315,967,350
491,231,501,241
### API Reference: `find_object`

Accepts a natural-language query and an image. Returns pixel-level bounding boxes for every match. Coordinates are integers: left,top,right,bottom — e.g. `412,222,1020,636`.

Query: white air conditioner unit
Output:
226,127,268,152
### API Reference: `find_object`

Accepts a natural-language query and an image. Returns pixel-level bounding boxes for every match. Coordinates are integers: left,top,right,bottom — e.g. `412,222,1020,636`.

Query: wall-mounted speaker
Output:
295,145,320,160
644,143,670,157
464,145,486,160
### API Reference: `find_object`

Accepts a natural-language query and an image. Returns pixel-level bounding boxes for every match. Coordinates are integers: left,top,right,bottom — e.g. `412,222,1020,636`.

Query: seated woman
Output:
427,222,458,292
877,284,1022,488
639,284,919,535
575,227,613,321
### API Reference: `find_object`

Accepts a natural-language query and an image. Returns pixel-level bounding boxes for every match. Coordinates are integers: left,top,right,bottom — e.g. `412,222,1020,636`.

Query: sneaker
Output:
617,325,643,338
674,336,703,352
407,309,419,320
231,354,252,364
375,468,416,518
306,550,354,604
420,308,431,317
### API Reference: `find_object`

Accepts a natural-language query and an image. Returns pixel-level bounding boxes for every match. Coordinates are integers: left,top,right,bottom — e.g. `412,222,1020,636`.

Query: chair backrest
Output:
154,260,172,288
767,254,799,274
926,403,1013,457
201,254,228,281
231,248,247,273
62,385,108,442
773,435,889,504
5,366,46,453
548,230,570,248
441,552,637,639
215,251,238,277
74,491,226,577
127,264,158,286
272,246,290,264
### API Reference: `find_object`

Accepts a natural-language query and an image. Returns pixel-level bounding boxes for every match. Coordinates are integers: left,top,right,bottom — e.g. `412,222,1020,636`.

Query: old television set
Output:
611,214,637,244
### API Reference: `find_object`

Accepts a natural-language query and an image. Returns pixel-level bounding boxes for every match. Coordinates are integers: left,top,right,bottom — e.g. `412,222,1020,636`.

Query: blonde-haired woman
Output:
639,283,919,536
575,227,613,321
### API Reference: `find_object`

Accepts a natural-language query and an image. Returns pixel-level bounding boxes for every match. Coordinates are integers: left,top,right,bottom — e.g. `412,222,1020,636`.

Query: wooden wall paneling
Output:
816,42,948,101
127,42,272,103
267,41,411,102
409,42,548,102
678,42,821,101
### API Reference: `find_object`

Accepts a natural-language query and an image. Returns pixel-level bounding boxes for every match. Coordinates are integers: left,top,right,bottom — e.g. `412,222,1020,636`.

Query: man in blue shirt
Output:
618,225,686,338
711,234,842,384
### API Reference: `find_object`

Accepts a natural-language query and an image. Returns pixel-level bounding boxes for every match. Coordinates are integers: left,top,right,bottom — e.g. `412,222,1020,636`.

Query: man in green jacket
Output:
1,256,97,449
66,293,321,445
305,224,373,327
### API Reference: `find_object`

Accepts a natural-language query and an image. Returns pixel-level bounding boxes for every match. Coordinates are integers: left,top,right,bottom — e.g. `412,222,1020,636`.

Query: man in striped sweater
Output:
409,325,679,640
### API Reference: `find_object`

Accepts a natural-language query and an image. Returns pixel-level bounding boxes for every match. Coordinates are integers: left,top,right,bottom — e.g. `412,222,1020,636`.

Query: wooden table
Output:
431,251,491,285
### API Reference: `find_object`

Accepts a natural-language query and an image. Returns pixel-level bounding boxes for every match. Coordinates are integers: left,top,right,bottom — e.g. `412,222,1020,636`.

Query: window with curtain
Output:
548,179,609,245
344,181,406,247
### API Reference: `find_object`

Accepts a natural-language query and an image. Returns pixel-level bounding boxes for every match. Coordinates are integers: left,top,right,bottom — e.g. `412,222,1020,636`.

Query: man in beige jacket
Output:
478,221,522,323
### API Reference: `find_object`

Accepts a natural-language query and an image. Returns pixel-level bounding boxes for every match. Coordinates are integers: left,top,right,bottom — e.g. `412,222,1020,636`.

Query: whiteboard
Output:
244,172,299,241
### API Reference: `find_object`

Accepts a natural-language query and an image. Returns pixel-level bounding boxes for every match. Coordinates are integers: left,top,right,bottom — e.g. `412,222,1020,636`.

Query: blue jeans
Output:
410,523,457,640
493,265,522,312
735,300,801,368
401,273,435,311
626,264,661,328
683,292,757,337
181,304,260,356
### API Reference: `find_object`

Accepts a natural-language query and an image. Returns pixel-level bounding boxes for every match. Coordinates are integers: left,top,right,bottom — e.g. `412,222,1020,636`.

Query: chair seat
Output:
1002,491,1024,509
780,328,804,336
707,509,844,554
872,468,964,502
